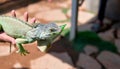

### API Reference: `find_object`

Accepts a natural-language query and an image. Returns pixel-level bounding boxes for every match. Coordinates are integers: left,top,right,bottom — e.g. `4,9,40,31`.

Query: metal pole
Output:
70,0,79,41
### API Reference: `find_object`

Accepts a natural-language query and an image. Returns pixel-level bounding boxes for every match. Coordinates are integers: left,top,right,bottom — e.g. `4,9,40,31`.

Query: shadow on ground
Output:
0,36,79,69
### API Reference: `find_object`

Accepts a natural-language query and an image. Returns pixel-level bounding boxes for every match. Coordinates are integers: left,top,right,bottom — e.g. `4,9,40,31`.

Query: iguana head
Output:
27,23,66,41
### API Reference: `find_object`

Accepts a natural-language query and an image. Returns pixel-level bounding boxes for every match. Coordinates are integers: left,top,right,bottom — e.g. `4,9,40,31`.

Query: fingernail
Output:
31,17,36,23
11,10,16,17
24,12,28,21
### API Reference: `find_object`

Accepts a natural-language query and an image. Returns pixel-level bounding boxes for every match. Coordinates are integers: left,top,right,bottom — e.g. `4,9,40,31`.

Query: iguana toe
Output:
16,49,29,56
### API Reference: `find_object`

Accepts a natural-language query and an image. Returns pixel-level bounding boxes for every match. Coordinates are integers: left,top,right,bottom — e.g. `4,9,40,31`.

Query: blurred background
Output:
0,0,120,69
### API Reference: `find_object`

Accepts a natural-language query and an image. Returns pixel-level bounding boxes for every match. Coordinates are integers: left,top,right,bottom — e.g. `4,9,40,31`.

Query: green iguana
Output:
0,16,66,55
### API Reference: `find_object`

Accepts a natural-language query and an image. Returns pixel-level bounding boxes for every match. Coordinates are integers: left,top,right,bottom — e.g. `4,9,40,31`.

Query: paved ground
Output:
0,0,120,69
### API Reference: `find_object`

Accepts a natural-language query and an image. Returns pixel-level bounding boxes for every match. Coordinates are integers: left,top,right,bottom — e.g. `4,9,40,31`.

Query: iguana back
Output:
0,16,32,38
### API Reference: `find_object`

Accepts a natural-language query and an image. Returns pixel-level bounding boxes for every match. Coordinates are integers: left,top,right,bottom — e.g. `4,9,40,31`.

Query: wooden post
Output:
69,0,79,41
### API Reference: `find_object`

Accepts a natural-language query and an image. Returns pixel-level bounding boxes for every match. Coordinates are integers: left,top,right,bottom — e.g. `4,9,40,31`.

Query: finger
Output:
48,0,52,2
11,10,16,17
30,17,36,24
24,12,29,22
0,32,15,43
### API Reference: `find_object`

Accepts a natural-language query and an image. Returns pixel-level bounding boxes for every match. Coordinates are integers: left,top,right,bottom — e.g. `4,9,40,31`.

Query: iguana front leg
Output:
15,38,34,55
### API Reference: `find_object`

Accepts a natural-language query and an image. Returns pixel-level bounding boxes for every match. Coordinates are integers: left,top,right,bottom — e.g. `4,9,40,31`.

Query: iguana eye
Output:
49,28,55,32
